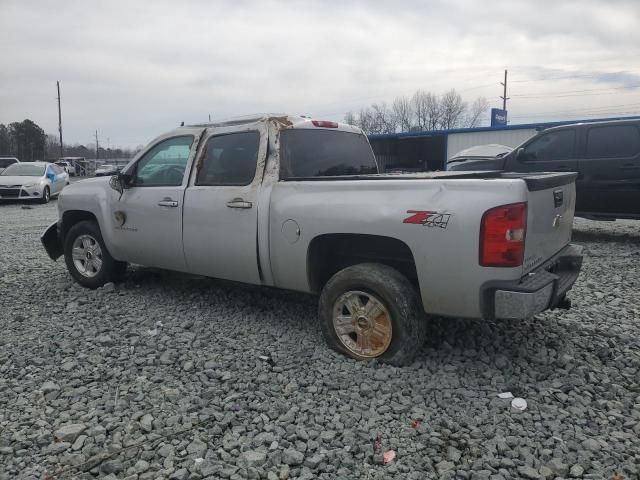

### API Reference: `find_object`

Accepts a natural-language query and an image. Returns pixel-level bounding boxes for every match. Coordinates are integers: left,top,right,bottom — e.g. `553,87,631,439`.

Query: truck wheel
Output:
318,263,427,366
63,220,127,289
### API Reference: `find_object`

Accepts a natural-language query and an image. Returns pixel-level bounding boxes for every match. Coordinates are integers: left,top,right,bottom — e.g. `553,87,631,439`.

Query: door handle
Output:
554,166,572,171
157,198,179,208
226,198,253,209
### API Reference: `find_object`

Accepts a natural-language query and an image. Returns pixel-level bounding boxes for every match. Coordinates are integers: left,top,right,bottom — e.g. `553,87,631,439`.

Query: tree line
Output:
344,88,489,134
0,119,138,161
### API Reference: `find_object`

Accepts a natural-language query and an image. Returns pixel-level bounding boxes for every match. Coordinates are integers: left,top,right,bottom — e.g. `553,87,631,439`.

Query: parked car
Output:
448,119,640,220
95,164,121,177
55,160,73,175
0,157,19,174
41,114,583,365
0,161,69,203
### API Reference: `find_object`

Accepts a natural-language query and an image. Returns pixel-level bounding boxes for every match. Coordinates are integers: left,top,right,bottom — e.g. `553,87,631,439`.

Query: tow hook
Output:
555,296,572,310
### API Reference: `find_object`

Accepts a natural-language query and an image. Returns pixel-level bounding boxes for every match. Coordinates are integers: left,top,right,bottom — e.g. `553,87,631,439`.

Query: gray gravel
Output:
0,202,639,479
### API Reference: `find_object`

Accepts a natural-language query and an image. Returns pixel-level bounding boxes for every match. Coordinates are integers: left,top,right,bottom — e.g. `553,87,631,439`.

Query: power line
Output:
512,84,640,98
510,109,640,120
509,70,635,83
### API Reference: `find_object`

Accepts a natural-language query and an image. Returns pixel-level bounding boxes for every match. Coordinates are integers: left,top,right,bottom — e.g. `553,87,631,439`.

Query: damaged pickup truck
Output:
42,114,583,365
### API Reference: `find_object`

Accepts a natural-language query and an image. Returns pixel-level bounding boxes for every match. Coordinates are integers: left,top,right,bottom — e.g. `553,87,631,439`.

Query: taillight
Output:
479,202,527,267
311,120,338,128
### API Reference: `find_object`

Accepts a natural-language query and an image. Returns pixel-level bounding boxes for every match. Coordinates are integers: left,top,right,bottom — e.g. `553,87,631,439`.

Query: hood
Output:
0,175,44,185
447,157,507,171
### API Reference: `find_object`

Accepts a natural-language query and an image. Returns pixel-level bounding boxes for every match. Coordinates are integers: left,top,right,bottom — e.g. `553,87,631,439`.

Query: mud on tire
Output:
318,263,427,366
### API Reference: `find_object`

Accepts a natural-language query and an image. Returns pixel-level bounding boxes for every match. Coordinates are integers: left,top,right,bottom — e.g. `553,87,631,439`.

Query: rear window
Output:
586,125,640,158
0,158,17,168
280,130,378,179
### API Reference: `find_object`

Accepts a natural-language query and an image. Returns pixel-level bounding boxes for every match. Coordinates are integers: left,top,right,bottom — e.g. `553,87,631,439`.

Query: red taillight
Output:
311,120,338,128
479,202,527,267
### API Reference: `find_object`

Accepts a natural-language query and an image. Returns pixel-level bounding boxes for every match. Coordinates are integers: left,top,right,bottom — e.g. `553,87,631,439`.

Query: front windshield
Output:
0,163,46,176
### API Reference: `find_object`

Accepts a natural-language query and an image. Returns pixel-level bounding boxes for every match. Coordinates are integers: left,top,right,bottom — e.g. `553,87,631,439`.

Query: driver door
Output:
110,133,201,272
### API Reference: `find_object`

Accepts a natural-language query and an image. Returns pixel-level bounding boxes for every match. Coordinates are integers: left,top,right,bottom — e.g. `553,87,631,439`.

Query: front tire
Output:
318,263,427,366
63,220,127,288
39,186,50,204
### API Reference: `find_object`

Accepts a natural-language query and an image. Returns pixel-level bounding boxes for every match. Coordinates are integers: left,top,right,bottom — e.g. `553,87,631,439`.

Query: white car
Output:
0,162,69,203
55,160,73,175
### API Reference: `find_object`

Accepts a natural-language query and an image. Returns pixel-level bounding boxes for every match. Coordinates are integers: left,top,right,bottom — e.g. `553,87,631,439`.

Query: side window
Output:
52,165,64,175
586,125,640,158
132,136,193,187
195,131,260,186
521,129,575,161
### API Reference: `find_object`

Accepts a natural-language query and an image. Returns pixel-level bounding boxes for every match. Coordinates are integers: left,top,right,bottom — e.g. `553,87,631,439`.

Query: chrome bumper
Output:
482,244,583,320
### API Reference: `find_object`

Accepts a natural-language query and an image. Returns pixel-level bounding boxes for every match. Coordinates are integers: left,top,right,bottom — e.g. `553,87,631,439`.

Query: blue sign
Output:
491,108,508,127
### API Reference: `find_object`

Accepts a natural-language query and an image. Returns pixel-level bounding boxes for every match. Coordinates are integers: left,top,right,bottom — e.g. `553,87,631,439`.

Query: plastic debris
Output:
498,392,514,399
373,435,382,454
258,354,275,366
383,450,396,464
511,397,528,411
410,419,423,429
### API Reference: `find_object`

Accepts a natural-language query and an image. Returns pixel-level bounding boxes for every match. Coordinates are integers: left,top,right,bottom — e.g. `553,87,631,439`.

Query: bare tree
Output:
344,111,357,126
464,96,489,128
412,90,441,131
392,96,412,132
346,87,489,134
371,102,396,133
357,107,376,134
439,89,467,129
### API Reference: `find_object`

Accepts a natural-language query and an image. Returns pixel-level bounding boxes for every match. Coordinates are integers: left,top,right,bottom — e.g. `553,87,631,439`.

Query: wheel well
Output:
307,234,418,293
60,210,99,242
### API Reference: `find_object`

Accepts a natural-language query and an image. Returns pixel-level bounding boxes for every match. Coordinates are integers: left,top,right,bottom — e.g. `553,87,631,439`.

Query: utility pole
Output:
499,69,509,111
57,81,64,158
95,130,99,160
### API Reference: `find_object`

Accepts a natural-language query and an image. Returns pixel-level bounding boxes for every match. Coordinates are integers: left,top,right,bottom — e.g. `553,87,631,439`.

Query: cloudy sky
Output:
1,0,639,148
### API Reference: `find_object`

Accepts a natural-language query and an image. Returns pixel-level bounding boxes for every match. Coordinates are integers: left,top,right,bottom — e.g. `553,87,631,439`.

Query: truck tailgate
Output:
510,172,577,273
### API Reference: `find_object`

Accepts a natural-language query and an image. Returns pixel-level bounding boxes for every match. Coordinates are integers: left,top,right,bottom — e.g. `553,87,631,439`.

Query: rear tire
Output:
63,220,127,288
318,263,427,366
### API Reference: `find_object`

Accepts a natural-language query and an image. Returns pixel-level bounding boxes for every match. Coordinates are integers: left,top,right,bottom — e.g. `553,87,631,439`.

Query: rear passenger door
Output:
577,123,640,217
508,128,578,174
182,126,267,284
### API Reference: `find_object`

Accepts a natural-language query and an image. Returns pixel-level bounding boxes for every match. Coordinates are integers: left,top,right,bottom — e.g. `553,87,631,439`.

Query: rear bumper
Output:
481,244,583,320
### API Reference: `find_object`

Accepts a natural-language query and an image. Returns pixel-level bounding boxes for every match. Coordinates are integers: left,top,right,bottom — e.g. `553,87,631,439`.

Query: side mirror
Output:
516,148,525,160
109,174,124,194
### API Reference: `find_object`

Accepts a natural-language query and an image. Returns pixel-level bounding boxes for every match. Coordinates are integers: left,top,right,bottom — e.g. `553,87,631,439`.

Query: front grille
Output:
0,188,21,198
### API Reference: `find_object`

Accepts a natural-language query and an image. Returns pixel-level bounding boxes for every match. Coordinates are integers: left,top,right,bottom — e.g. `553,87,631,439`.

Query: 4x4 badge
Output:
403,211,451,229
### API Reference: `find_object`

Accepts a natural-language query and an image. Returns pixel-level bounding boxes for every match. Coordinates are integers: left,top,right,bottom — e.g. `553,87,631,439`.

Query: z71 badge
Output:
403,210,451,229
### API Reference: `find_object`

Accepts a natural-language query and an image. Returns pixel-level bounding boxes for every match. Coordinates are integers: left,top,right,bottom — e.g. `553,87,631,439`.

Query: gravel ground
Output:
0,201,639,480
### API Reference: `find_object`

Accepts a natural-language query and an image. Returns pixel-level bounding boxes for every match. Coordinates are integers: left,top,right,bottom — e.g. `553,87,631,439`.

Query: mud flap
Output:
41,221,62,260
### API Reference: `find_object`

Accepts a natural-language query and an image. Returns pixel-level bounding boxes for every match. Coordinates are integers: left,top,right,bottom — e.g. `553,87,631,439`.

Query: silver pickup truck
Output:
42,114,583,365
